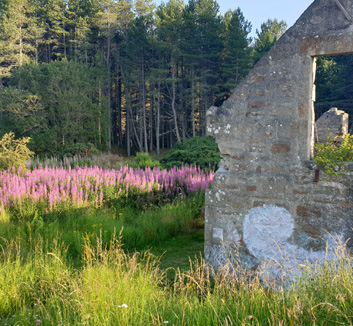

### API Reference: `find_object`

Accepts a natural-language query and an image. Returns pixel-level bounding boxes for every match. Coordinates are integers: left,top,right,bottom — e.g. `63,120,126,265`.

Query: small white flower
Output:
163,322,169,324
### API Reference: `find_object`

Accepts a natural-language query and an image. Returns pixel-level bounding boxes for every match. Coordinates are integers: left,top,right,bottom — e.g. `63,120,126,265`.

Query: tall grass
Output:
1,233,353,325
0,193,204,267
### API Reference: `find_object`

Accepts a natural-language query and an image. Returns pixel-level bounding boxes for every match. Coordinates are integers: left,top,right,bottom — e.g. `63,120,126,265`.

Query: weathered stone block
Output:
340,201,353,207
316,107,349,143
250,74,265,83
270,144,291,154
296,205,322,218
247,102,271,109
232,201,244,209
253,201,265,207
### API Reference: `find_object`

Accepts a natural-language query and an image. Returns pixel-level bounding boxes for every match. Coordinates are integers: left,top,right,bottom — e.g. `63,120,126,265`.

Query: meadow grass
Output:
1,232,353,326
0,192,205,268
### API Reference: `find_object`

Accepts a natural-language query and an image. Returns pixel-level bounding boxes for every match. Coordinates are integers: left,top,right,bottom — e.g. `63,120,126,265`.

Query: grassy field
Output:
1,162,353,325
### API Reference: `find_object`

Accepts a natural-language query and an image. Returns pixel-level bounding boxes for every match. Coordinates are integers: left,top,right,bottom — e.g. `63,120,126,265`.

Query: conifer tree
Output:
253,18,287,64
193,0,223,134
40,0,70,61
156,0,184,144
219,8,252,101
0,0,38,79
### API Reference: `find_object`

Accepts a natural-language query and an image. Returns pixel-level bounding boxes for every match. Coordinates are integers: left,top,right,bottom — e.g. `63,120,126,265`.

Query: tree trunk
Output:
19,25,23,66
107,65,112,151
142,55,148,152
132,107,143,152
104,12,112,151
171,59,181,143
156,80,161,154
35,30,39,63
161,120,165,149
117,64,123,146
204,92,208,135
169,121,173,148
98,83,102,145
150,89,153,153
191,69,196,137
126,91,131,157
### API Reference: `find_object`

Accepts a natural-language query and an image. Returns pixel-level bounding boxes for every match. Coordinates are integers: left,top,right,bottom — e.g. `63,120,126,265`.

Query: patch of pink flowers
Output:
0,165,214,211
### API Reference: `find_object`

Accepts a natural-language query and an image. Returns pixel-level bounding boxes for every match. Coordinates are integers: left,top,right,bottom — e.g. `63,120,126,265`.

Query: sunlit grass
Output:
1,233,353,325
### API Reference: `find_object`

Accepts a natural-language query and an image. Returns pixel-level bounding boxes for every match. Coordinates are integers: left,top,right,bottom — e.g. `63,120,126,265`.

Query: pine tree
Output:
156,0,185,144
193,0,223,134
40,0,70,61
113,0,134,146
181,0,200,138
219,8,252,102
0,0,38,79
253,18,287,64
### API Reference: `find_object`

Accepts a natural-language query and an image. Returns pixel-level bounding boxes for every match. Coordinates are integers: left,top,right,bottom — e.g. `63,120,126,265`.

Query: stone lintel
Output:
300,35,353,57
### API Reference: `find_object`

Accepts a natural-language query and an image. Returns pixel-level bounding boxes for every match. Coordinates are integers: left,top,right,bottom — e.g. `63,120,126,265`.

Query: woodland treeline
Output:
0,0,351,156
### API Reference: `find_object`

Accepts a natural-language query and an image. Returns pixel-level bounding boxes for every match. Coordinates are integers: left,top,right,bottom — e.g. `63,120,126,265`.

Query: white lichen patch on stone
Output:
242,205,345,280
215,190,225,202
320,182,346,191
207,125,221,134
213,228,224,241
243,205,294,260
226,228,241,244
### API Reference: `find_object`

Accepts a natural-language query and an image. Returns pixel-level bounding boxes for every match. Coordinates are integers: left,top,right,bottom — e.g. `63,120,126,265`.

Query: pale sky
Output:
155,0,314,38
217,0,314,37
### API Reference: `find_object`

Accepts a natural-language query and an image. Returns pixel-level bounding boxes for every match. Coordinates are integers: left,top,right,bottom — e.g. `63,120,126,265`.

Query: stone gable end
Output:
205,0,353,274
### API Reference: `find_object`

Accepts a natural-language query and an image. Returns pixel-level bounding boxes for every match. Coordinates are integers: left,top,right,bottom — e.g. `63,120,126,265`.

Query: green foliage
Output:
134,152,160,169
315,54,353,122
0,86,45,139
253,18,287,63
1,193,204,261
18,211,44,241
160,136,220,169
60,142,100,158
1,61,110,155
0,132,34,171
314,134,353,175
218,8,252,101
0,0,38,78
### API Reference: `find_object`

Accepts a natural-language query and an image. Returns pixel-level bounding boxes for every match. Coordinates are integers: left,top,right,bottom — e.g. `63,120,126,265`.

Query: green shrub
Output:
60,142,100,158
135,152,160,169
314,134,353,175
160,136,220,169
0,132,35,171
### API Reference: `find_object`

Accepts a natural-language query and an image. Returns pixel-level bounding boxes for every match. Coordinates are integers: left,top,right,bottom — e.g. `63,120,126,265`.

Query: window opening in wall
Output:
315,54,353,136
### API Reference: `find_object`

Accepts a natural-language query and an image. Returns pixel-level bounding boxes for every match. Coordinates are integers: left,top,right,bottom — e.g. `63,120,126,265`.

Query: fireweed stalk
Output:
0,165,214,213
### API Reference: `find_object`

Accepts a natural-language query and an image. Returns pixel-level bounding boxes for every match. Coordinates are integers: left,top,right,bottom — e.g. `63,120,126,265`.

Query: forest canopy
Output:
0,0,350,156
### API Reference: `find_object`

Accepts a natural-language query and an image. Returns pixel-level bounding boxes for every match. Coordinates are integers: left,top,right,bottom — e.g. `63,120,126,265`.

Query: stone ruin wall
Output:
205,0,353,271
